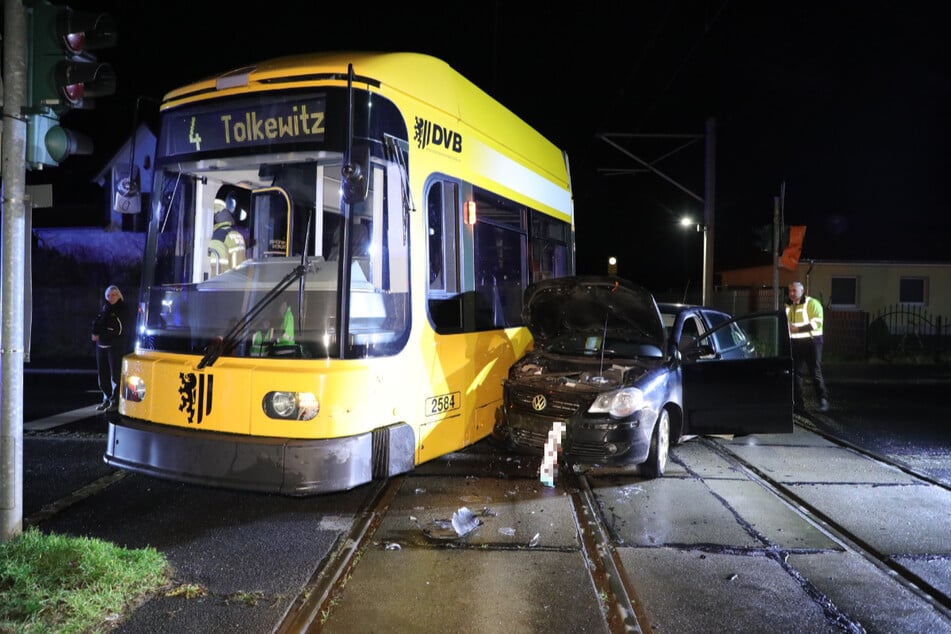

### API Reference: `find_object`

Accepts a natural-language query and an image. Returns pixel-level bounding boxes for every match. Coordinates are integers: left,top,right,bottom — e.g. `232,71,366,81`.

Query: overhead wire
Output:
580,0,733,177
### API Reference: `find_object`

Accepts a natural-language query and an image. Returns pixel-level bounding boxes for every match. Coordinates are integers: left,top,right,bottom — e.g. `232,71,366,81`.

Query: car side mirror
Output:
683,343,715,361
678,335,697,352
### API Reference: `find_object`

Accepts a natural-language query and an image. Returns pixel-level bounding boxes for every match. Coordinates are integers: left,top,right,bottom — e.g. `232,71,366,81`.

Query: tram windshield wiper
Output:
197,263,309,369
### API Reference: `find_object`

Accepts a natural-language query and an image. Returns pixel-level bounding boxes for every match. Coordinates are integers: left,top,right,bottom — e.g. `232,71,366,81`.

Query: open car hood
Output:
522,276,666,349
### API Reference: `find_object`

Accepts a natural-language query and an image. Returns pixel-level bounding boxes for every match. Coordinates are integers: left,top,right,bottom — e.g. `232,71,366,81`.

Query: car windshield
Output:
523,276,666,350
541,334,663,358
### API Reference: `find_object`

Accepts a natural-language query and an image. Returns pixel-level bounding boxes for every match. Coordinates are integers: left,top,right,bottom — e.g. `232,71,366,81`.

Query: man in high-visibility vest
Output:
785,281,830,413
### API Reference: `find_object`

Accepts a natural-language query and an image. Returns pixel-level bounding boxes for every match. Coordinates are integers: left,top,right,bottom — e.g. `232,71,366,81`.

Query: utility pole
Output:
772,196,781,310
702,117,715,306
1,0,30,541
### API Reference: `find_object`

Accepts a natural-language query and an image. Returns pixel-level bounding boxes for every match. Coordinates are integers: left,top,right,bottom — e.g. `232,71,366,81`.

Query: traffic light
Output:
26,0,116,169
752,224,791,253
752,224,771,253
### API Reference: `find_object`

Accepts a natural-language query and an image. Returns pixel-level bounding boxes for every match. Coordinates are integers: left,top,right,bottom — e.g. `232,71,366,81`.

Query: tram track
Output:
274,475,405,633
565,466,649,634
274,448,653,633
795,414,951,492
700,418,951,620
243,414,951,632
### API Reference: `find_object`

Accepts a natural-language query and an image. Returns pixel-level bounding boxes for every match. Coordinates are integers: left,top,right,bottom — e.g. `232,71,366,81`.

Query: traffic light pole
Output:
772,196,781,310
1,0,30,541
702,117,716,306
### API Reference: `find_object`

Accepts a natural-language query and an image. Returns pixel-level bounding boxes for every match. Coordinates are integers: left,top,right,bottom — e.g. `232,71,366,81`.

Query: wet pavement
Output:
311,422,951,633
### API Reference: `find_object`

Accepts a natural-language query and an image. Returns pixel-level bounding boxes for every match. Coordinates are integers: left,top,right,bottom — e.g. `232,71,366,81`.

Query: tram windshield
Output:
140,150,410,361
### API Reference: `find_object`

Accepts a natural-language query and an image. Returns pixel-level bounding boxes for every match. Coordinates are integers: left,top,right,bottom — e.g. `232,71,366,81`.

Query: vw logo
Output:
531,394,547,411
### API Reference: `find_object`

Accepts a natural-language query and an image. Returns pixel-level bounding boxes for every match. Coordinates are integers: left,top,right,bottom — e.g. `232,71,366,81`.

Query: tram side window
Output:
472,189,526,330
529,211,571,283
427,181,459,292
428,185,444,288
428,182,562,334
474,223,525,329
427,181,465,333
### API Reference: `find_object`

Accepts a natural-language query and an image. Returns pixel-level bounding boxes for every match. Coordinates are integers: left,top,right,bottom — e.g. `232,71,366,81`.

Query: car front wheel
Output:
641,408,670,479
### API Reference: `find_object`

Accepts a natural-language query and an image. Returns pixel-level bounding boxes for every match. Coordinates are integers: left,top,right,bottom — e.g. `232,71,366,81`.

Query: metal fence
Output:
864,304,948,363
818,306,949,363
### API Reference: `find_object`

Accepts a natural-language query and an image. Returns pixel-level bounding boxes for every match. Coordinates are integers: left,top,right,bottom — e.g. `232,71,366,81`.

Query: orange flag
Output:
780,226,806,270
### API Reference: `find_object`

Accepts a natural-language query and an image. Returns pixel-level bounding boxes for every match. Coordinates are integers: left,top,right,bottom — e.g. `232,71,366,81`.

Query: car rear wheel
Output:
641,408,670,479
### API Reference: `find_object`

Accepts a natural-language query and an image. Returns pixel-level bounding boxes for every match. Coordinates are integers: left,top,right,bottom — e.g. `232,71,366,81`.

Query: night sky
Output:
29,1,950,292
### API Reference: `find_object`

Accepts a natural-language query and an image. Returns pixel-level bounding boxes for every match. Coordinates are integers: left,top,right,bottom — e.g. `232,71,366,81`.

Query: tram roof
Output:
160,51,572,198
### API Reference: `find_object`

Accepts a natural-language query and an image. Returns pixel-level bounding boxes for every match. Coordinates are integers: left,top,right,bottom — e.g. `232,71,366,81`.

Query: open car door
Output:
681,311,794,435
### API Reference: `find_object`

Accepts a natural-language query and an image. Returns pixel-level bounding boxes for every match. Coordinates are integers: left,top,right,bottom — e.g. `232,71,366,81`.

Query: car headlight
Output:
588,387,644,419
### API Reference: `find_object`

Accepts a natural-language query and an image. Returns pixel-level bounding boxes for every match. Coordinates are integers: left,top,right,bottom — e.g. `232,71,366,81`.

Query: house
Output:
717,260,951,361
92,121,156,231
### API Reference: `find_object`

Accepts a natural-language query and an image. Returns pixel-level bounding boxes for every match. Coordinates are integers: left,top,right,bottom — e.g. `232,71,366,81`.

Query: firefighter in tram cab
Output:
208,194,246,275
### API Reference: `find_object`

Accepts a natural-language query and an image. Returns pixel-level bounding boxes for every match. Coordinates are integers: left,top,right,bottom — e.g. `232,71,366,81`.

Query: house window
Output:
899,277,926,305
829,277,857,307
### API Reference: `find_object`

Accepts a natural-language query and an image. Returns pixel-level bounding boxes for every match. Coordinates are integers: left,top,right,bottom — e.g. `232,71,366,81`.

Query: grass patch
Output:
0,527,169,633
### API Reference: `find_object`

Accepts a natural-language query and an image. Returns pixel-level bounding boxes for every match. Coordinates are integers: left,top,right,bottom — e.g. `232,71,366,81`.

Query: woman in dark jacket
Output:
91,285,133,412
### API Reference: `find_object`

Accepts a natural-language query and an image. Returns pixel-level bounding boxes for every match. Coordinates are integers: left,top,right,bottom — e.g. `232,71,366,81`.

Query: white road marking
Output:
25,405,101,430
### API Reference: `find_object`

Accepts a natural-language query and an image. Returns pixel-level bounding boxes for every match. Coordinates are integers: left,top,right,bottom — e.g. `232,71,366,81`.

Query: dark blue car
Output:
493,276,794,477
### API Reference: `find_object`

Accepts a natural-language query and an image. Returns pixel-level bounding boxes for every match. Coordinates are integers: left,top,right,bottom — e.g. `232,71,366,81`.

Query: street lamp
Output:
679,216,705,304
607,256,617,275
679,216,693,296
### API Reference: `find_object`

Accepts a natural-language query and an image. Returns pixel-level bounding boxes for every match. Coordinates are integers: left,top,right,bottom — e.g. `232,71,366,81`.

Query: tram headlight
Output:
269,392,297,417
262,391,319,421
124,375,146,403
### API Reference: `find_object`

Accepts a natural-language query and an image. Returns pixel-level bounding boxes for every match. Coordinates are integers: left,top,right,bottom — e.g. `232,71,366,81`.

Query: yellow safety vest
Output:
786,296,824,339
209,226,246,274
251,330,266,357
276,306,295,344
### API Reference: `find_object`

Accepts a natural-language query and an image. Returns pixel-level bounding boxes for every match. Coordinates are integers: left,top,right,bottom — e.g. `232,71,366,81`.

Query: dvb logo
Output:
414,117,462,153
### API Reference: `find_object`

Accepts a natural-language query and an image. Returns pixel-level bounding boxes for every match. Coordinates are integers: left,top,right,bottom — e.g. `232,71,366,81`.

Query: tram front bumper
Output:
104,416,415,496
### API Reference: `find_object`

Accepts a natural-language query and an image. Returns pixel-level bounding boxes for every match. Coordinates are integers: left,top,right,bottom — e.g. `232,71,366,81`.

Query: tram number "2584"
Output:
425,392,461,416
